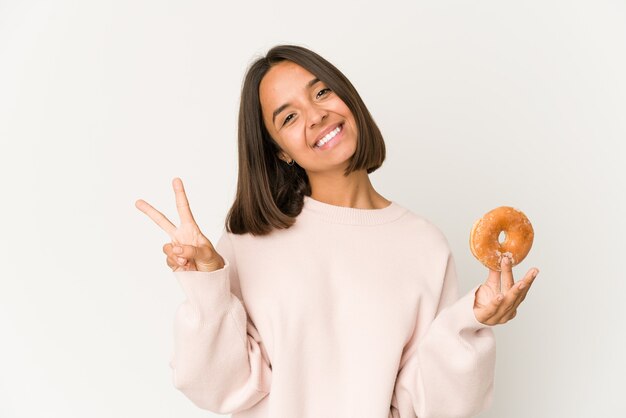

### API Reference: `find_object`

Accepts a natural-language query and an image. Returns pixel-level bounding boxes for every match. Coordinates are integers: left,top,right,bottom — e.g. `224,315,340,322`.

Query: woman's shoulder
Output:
394,203,452,250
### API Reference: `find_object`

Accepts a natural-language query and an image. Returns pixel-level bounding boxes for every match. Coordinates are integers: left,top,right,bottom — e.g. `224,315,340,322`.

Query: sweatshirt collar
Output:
302,195,408,225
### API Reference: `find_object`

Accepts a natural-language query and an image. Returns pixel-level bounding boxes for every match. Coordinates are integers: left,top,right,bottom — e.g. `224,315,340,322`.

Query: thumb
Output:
485,268,501,293
172,243,216,263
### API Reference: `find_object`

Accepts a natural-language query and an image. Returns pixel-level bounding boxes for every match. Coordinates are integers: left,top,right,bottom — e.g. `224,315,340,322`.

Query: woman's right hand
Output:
135,177,225,273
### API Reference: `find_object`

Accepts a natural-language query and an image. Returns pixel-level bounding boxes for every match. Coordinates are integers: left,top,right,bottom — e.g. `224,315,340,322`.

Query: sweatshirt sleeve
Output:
169,229,272,414
391,251,496,418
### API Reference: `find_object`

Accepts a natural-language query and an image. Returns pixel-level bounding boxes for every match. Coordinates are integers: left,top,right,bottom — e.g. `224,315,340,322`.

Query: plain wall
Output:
1,0,624,416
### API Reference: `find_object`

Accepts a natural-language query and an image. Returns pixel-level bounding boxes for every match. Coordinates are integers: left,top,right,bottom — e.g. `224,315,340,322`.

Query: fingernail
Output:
173,246,182,254
178,257,185,264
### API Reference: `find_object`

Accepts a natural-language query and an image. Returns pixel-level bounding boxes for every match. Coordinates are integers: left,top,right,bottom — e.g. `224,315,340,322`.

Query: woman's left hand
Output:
473,256,539,326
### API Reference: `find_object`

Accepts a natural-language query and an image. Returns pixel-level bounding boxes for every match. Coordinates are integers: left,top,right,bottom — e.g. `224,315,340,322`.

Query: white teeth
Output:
315,125,342,147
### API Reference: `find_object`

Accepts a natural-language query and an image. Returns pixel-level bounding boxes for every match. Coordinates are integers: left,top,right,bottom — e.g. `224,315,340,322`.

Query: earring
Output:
281,154,295,166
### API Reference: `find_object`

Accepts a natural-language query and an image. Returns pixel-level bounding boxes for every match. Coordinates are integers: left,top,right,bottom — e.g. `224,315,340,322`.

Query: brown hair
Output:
225,44,386,236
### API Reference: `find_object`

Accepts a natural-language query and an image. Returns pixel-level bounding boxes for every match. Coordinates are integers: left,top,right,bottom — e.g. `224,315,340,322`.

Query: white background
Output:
1,0,624,417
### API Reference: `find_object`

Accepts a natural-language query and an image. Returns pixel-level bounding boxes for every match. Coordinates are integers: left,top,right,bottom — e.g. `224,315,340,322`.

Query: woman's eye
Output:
316,88,331,99
283,113,295,126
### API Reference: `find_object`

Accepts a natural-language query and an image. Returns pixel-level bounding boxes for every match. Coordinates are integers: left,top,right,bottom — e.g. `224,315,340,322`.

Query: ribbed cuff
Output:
442,285,496,332
173,259,232,319
466,284,495,330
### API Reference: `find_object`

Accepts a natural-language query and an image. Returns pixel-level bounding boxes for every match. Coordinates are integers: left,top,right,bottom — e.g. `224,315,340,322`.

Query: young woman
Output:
136,45,539,418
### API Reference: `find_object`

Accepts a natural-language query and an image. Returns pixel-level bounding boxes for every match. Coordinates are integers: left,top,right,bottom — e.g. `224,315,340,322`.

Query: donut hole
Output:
498,231,507,244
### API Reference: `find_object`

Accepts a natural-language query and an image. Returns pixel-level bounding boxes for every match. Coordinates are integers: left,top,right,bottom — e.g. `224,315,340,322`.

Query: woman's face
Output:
259,61,358,174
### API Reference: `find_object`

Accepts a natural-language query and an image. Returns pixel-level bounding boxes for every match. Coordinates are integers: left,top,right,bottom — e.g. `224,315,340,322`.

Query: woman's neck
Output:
307,169,390,209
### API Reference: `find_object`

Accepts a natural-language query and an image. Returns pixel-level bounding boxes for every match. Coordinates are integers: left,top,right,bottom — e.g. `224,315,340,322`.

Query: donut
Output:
469,206,534,271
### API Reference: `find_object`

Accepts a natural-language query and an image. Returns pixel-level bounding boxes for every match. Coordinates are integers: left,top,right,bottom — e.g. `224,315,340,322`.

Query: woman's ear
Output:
277,152,291,163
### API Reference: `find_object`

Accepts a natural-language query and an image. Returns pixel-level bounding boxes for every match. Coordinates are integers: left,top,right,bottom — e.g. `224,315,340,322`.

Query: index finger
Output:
172,177,198,225
135,199,177,237
500,256,515,292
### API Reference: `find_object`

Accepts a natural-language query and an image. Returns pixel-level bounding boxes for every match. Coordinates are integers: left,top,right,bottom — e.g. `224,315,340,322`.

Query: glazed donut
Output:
470,206,534,271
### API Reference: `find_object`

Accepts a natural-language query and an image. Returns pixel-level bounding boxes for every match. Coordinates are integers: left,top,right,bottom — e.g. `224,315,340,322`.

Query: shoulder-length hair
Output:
225,44,386,236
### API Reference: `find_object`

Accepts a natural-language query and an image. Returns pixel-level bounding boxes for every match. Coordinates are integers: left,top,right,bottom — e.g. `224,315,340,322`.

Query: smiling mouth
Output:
314,124,343,148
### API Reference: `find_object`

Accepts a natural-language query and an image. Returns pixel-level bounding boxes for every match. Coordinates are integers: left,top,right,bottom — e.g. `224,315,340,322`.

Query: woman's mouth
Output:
314,123,344,149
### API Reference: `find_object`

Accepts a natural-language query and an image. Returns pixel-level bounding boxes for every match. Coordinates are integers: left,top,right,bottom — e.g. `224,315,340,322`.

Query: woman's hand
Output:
135,177,225,273
473,256,539,326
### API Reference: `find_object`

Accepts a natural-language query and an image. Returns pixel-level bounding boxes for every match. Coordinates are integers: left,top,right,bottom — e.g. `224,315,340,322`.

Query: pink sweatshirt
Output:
170,195,496,418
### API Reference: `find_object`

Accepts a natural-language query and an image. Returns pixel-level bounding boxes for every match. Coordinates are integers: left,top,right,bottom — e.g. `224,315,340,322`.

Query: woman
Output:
136,45,539,417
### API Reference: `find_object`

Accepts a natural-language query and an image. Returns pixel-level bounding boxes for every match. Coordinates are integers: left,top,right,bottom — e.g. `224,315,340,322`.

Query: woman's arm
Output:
391,251,496,418
170,230,272,413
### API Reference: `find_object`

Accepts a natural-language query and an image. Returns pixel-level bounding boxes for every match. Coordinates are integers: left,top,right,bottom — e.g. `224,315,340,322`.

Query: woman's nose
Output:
307,106,328,128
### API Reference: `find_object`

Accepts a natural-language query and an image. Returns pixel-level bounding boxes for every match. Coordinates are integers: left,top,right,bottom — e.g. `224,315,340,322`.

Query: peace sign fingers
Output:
172,177,198,226
135,198,177,238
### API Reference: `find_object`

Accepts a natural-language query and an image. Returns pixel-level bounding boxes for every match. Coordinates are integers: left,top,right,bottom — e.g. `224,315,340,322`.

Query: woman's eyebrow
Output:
272,78,321,124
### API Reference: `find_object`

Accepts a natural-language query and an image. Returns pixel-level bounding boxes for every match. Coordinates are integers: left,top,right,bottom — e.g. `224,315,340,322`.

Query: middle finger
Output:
510,268,539,309
496,268,538,319
172,178,198,226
